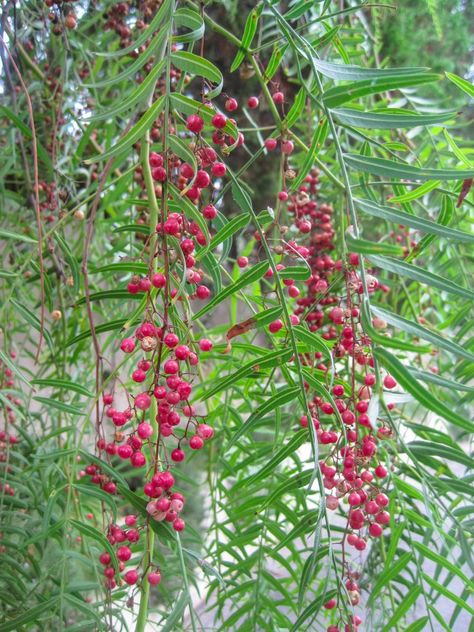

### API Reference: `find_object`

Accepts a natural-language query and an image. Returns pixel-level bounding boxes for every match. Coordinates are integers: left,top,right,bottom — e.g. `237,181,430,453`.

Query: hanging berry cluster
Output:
271,158,398,631
0,351,20,501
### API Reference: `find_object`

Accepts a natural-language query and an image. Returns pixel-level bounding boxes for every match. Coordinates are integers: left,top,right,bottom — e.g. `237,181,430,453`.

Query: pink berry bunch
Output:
256,166,398,631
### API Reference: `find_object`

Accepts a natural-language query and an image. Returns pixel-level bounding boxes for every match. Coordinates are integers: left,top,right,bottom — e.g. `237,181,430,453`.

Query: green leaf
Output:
90,262,148,275
192,261,269,320
159,592,188,632
96,0,172,57
0,350,32,389
382,586,422,632
31,378,93,398
0,228,37,243
69,519,118,574
54,232,80,294
367,254,474,301
227,386,300,448
371,305,474,362
113,224,151,235
409,441,473,469
85,96,165,163
284,88,306,129
171,51,223,99
85,28,167,88
33,396,85,416
172,8,205,43
344,154,474,181
290,589,337,632
293,325,333,361
90,59,166,121
445,72,474,99
278,265,311,280
197,213,249,260
407,367,473,393
323,74,441,108
315,60,429,81
290,119,329,191
264,44,288,82
230,6,261,72
404,618,430,632
368,552,412,605
388,180,441,203
346,232,404,256
203,347,293,400
10,299,54,351
332,108,456,129
0,597,59,631
75,290,142,305
422,573,474,616
374,348,474,433
245,431,307,484
356,197,472,243
66,317,140,347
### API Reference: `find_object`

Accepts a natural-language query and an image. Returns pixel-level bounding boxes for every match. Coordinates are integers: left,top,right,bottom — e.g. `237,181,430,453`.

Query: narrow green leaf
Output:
10,299,54,351
85,95,165,163
367,254,474,300
203,347,293,400
409,441,473,469
371,305,474,362
230,7,261,72
0,350,32,389
323,74,441,108
422,573,474,615
246,431,308,484
197,213,249,260
388,180,441,203
369,552,412,605
332,108,456,129
172,8,205,43
346,232,404,255
227,386,300,448
290,119,329,191
0,228,37,244
32,378,93,398
445,72,474,99
0,597,59,632
345,154,473,181
90,59,166,121
356,197,472,243
192,261,269,320
171,51,223,98
33,396,85,416
69,519,118,574
374,348,474,432
382,586,421,632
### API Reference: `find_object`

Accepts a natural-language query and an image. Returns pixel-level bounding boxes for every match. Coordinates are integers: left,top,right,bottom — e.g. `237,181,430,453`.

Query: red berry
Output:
186,114,204,134
225,97,238,112
247,96,259,109
199,338,212,352
272,91,284,104
171,448,185,462
124,569,139,585
264,138,277,151
189,435,204,450
117,546,132,562
211,113,227,129
268,319,283,334
211,162,226,177
173,518,185,531
148,571,161,585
